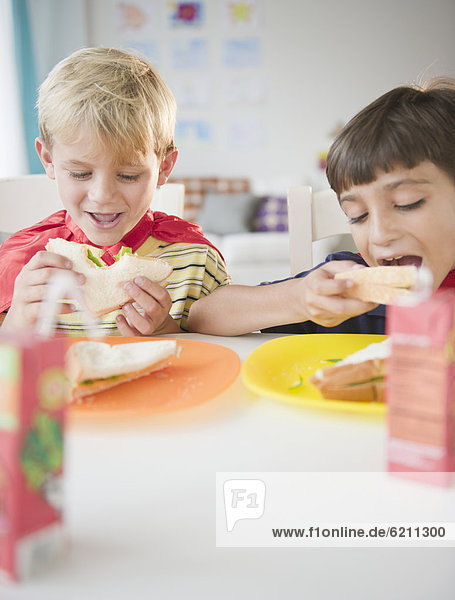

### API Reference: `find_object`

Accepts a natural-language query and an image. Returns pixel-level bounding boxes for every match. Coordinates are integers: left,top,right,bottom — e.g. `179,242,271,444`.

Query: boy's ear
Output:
35,137,56,179
157,148,178,186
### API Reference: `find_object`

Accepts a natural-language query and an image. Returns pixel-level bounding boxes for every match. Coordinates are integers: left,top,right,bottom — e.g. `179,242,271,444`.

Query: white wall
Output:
0,0,27,176
29,0,455,193
28,0,88,84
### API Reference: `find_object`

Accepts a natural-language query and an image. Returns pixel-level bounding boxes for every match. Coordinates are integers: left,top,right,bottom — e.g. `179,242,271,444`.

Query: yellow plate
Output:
241,334,387,416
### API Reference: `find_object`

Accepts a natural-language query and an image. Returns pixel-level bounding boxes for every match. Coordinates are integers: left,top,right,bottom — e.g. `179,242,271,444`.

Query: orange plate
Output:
67,337,240,423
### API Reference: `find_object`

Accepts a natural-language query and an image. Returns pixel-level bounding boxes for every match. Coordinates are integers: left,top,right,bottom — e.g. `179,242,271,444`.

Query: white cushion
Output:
228,262,291,285
205,231,289,264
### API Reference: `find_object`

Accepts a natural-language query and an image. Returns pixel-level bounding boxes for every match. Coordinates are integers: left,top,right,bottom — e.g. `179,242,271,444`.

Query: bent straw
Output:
35,271,101,339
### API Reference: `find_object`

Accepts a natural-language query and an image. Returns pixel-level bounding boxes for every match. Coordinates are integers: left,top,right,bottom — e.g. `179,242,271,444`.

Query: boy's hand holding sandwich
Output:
2,250,86,332
295,260,379,328
288,262,417,328
115,277,180,336
44,238,179,336
2,238,180,336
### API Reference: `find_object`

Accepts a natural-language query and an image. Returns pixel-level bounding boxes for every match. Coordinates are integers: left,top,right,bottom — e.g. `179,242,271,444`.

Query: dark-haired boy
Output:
188,77,455,336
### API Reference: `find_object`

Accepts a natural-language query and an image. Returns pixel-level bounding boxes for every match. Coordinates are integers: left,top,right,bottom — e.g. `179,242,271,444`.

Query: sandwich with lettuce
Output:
46,238,172,317
310,339,390,402
66,339,179,401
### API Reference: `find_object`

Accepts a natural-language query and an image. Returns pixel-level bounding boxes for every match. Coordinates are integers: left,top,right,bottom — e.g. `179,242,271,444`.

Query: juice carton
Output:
386,289,455,486
0,333,68,582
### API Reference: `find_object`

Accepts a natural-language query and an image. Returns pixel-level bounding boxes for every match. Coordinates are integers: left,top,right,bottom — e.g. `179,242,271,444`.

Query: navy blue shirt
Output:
261,251,386,335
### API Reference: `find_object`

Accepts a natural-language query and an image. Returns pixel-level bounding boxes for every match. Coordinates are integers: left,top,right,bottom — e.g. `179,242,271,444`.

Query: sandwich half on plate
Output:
310,339,390,402
66,339,179,401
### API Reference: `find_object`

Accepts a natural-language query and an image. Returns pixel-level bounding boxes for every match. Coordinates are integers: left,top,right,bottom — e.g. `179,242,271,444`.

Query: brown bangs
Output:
326,85,455,196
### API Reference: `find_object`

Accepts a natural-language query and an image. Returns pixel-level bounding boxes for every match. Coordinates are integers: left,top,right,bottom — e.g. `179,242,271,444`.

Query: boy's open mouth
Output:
379,256,422,267
87,212,122,227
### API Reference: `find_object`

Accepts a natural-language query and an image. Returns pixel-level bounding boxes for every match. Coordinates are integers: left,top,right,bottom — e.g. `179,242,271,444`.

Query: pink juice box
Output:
386,289,455,486
0,333,68,582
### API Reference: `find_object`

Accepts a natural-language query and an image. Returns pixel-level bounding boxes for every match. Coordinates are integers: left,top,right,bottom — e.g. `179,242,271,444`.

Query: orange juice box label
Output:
0,335,68,583
386,289,455,480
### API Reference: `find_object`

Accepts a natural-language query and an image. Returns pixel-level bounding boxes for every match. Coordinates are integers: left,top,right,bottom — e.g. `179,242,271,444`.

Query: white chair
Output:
151,183,185,218
0,174,61,235
0,175,185,238
287,185,353,276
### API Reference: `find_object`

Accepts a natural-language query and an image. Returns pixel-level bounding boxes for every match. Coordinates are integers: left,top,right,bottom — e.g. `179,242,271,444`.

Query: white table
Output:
6,333,455,599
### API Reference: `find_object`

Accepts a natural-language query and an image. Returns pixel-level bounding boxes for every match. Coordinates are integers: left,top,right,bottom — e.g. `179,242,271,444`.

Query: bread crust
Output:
335,265,417,286
341,283,410,305
71,359,171,400
310,353,386,402
335,265,417,305
66,339,178,401
312,380,384,402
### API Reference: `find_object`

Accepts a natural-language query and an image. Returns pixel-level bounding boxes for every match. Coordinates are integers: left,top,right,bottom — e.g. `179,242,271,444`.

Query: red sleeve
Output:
0,211,71,312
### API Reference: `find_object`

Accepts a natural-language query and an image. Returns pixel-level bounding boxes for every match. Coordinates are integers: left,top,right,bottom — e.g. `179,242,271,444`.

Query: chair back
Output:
287,185,352,275
151,183,185,218
0,176,185,238
0,174,61,235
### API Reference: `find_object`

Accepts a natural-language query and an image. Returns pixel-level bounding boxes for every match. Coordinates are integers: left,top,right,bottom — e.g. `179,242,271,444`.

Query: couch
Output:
169,176,291,284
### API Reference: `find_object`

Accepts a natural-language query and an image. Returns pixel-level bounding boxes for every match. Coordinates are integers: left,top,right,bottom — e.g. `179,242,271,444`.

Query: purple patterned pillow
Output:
252,196,288,232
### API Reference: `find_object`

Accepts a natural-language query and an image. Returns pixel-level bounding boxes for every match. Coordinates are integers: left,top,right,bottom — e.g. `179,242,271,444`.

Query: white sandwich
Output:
45,238,172,317
335,265,418,305
66,339,179,401
310,339,390,402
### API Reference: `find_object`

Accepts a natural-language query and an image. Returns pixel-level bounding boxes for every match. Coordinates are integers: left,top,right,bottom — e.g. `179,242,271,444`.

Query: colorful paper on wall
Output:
223,38,262,68
175,120,212,148
171,73,211,107
225,116,265,148
116,1,160,34
167,1,205,27
170,38,209,69
222,0,262,29
223,71,265,104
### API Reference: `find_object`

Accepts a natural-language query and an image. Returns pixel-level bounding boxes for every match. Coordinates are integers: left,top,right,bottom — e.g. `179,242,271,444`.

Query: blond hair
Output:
37,47,177,162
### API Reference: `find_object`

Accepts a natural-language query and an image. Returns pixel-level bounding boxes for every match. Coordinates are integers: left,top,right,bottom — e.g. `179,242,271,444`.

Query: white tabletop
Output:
6,333,455,599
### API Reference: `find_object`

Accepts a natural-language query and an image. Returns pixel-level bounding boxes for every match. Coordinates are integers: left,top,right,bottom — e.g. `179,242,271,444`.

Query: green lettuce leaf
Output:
114,247,133,262
86,248,104,267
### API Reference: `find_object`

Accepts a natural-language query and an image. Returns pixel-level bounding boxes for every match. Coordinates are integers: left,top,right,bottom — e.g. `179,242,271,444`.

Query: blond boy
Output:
0,47,230,335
